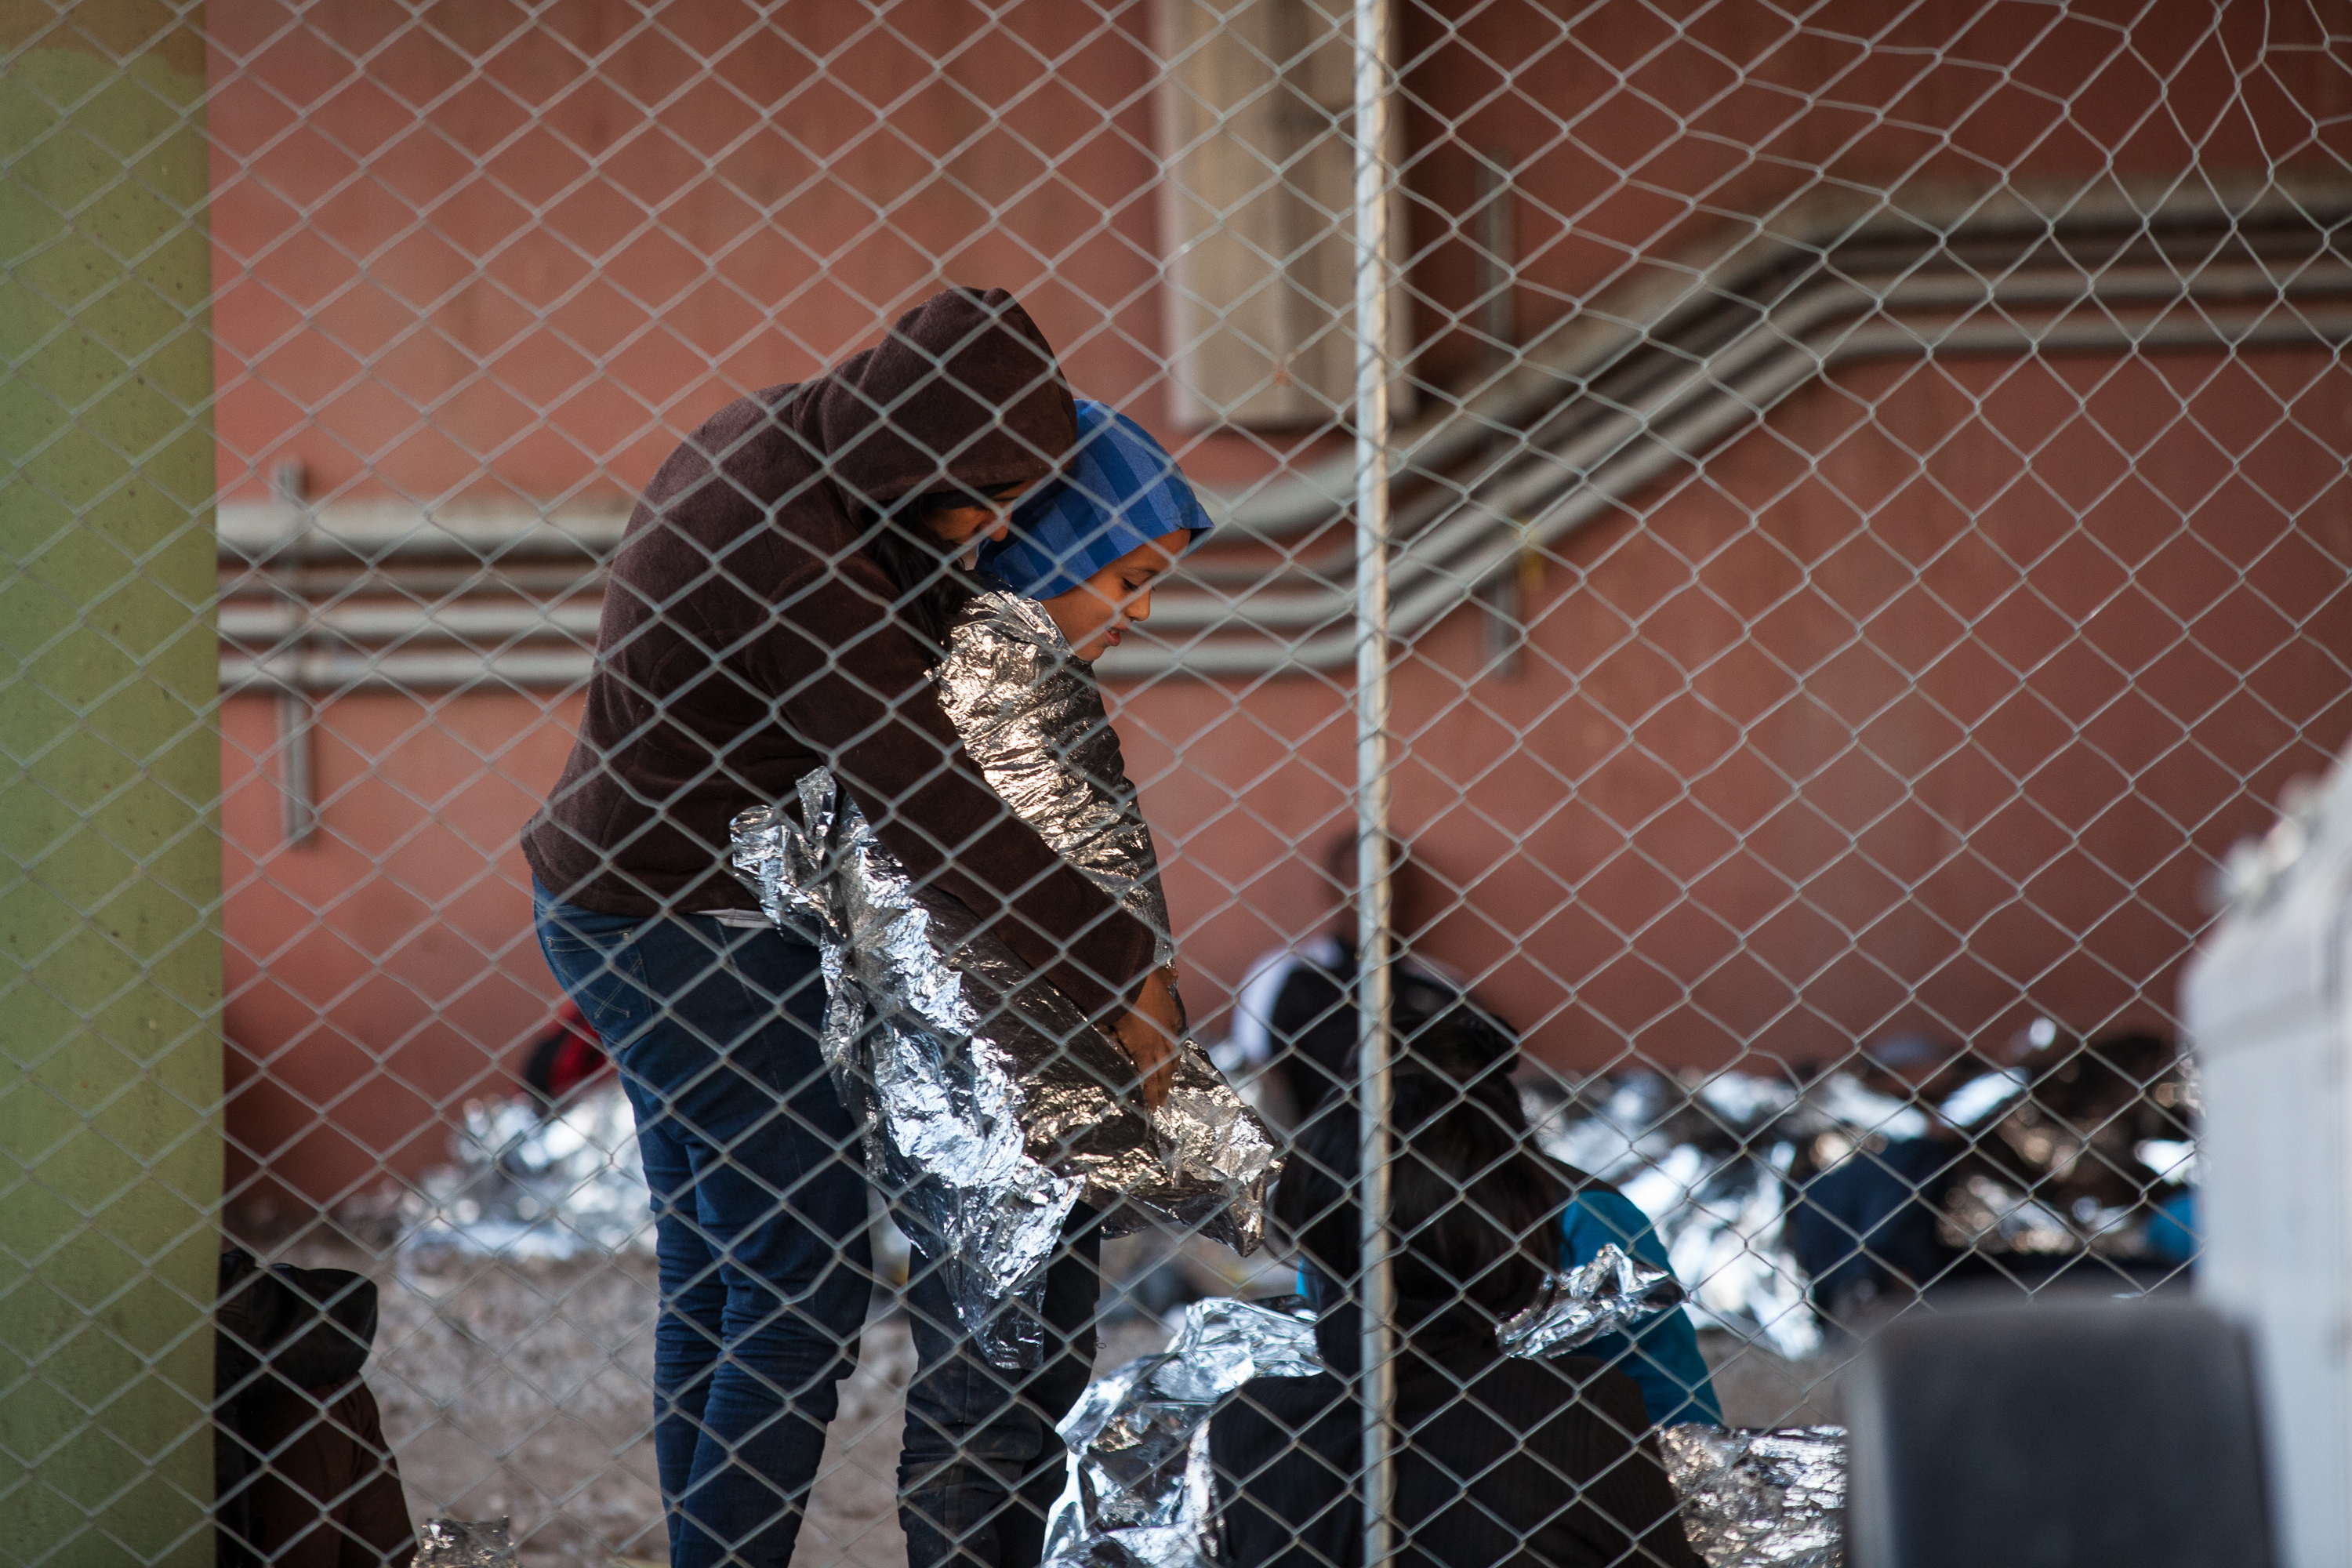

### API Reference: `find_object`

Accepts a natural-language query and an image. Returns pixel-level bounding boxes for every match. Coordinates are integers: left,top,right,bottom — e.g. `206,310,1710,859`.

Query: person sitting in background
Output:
1223,833,1512,1125
1789,1033,1974,1330
1210,1069,1700,1568
1355,1014,1719,1429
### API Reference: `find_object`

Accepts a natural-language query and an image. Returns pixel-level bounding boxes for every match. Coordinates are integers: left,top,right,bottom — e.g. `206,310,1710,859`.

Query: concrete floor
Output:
361,1249,1182,1566
368,1251,667,1566
1700,1331,1847,1429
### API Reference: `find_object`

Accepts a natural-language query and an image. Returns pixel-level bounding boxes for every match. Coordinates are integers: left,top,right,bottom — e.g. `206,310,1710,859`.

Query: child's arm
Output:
935,589,1177,965
1562,1187,1725,1428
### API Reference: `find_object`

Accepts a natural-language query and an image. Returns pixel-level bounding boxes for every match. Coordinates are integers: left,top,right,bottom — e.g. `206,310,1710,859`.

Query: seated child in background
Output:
1289,1014,1720,1430
1209,1068,1700,1568
1560,1171,1725,1428
1526,1044,1721,1428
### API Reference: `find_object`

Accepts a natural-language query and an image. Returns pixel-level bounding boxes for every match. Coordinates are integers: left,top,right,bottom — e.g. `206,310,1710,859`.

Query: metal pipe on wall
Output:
211,194,2352,697
212,296,2352,698
270,461,319,846
1349,0,1398,1564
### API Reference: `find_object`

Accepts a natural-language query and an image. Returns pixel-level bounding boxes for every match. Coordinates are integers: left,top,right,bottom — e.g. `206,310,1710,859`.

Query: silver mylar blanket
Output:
1498,1241,1686,1360
413,1519,517,1568
1042,1296,1324,1568
730,590,1276,1367
1660,1424,1848,1568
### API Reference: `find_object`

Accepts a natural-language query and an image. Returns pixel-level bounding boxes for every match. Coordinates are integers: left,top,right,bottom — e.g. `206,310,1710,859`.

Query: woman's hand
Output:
1109,966,1185,1109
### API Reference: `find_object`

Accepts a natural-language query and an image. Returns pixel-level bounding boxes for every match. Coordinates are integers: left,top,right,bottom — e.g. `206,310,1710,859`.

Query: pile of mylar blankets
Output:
1524,1040,2196,1360
398,1085,652,1261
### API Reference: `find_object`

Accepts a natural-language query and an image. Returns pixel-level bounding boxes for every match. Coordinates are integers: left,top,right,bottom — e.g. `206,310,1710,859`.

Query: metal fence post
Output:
0,5,223,1560
1351,0,1397,1563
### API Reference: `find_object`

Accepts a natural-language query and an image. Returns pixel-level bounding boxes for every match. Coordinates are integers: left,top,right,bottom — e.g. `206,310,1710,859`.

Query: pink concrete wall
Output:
204,0,2352,1208
1126,349,2352,1073
203,0,1175,509
221,691,579,1208
1399,0,2352,385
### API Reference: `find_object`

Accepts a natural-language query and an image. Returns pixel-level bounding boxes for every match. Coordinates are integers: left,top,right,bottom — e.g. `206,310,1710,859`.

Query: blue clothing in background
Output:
1560,1189,1722,1429
1787,1137,1955,1315
2145,1189,2198,1265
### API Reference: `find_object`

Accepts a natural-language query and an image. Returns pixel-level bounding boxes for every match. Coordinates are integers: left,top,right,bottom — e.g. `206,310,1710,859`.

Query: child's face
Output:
1040,528,1189,661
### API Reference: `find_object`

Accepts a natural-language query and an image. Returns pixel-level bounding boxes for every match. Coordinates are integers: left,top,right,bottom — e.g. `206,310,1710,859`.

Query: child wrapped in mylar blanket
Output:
733,400,1274,1369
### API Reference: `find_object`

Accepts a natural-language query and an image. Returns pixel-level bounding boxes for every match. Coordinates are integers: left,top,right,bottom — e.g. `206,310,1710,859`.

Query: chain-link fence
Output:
7,1,2349,1563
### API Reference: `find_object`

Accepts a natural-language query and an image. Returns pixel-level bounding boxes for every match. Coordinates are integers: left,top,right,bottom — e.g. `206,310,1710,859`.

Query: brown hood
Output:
802,286,1076,509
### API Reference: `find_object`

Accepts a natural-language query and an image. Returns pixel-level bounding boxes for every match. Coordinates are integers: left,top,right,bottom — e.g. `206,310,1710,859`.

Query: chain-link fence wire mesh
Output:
8,0,2352,1563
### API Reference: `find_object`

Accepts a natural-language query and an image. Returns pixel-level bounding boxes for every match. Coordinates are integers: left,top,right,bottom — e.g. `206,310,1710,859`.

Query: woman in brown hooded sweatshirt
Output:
524,289,1180,1568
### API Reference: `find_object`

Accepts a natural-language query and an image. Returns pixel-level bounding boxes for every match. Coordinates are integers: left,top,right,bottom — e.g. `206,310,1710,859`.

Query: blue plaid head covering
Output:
980,399,1210,599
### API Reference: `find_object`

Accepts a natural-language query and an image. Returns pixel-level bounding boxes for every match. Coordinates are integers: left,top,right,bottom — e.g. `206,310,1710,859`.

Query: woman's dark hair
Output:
1275,1066,1566,1344
859,492,990,655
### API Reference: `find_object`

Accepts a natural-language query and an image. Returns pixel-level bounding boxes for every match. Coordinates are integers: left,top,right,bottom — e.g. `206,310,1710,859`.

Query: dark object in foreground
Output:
1846,1298,2271,1568
216,1248,416,1567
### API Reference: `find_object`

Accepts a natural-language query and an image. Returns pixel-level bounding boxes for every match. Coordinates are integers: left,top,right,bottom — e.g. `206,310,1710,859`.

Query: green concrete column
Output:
1,4,222,1564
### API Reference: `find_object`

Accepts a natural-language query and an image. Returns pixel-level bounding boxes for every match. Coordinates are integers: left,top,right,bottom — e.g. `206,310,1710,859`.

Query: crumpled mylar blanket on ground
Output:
399,1086,651,1260
1661,1424,1847,1568
1526,1044,2194,1356
1043,1296,1323,1568
414,1518,517,1568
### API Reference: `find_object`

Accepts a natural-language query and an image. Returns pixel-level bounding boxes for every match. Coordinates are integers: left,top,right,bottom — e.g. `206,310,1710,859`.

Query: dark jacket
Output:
1210,1333,1699,1568
521,287,1154,1016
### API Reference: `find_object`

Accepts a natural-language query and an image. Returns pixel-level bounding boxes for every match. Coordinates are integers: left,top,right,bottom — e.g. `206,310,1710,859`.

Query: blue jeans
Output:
533,884,1098,1568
